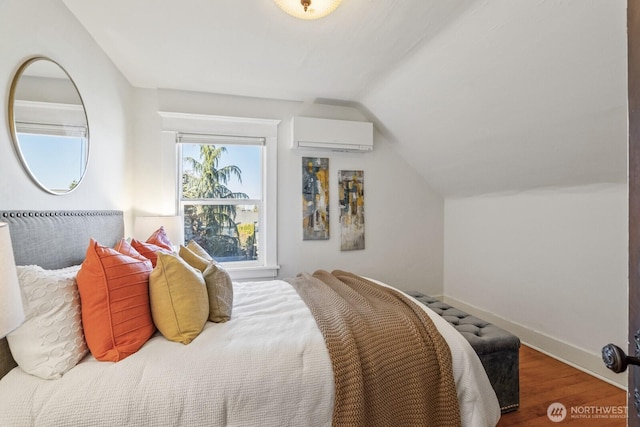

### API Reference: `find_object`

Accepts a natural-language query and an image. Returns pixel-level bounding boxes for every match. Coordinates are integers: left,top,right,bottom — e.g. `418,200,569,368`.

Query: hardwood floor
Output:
497,346,626,426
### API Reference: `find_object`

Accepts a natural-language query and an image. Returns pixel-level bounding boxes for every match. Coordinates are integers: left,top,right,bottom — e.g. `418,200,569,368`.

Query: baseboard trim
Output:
442,295,627,390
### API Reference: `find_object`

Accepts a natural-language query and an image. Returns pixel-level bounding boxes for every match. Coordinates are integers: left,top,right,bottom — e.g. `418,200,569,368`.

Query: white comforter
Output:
0,279,500,427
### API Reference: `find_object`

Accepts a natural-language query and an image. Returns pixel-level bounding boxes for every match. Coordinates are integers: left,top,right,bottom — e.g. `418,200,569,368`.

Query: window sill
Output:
224,264,280,281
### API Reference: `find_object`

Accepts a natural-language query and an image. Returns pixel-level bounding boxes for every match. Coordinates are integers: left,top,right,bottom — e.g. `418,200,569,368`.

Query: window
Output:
163,112,279,280
179,134,263,262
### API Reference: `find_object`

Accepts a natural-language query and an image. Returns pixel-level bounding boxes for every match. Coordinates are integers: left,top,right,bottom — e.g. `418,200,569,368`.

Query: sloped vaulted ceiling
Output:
362,1,628,197
62,0,628,197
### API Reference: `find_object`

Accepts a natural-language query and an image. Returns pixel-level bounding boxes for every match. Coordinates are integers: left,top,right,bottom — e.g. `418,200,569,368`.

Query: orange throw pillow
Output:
146,226,174,251
114,238,150,262
131,239,172,267
77,239,155,362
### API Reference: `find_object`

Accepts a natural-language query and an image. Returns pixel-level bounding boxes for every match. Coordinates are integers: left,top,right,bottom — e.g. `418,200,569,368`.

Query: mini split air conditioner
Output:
291,116,373,152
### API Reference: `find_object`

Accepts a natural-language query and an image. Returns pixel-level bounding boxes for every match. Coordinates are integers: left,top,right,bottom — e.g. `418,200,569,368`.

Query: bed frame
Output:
0,210,124,380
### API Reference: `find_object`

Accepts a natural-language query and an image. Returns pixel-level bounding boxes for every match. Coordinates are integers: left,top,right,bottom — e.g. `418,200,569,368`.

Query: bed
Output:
0,210,500,427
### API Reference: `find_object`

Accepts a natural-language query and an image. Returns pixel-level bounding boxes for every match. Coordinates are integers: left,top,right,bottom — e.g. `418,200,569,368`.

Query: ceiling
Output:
61,0,628,197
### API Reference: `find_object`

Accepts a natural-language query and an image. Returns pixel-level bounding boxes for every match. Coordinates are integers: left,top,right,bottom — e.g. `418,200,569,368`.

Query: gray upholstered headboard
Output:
0,210,124,380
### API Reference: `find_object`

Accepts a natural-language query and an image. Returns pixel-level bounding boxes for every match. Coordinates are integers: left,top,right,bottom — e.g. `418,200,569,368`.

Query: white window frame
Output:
160,111,280,280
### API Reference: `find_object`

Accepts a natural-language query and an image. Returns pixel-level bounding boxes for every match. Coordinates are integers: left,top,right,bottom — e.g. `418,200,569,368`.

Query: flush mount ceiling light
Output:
273,0,342,20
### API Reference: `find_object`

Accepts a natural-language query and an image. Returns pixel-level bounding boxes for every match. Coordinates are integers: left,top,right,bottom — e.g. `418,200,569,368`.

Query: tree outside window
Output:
180,141,262,263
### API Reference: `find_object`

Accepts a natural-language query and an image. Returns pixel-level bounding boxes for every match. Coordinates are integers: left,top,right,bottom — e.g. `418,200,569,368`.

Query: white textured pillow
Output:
7,265,88,379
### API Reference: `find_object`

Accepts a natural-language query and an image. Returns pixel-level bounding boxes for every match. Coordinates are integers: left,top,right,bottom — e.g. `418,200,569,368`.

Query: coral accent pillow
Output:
131,239,172,267
178,245,209,272
186,240,215,262
114,238,149,262
149,252,209,344
76,239,155,362
7,265,87,379
146,226,173,251
203,262,233,323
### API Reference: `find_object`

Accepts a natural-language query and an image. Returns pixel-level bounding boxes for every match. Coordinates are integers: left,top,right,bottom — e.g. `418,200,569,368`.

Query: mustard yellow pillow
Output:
186,240,215,262
149,252,209,344
203,263,233,323
179,245,209,272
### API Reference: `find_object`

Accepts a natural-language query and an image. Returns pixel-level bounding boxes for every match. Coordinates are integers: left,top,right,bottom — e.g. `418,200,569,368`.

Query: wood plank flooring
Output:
497,346,626,426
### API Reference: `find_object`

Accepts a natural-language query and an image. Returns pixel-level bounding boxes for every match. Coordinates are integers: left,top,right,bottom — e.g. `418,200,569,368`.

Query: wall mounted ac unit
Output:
292,116,373,152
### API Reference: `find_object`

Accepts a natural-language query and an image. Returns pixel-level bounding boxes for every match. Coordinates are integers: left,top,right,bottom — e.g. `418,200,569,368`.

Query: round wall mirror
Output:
8,57,89,195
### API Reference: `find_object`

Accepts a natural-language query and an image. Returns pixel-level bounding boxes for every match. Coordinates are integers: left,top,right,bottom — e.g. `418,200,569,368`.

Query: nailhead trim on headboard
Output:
1,210,123,218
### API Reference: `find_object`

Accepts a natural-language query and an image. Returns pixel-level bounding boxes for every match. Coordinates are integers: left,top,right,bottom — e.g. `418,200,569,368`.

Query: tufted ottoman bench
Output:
407,291,520,414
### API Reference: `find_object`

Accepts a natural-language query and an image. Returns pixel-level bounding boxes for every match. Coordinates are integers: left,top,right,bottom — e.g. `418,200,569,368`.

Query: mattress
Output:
0,279,500,427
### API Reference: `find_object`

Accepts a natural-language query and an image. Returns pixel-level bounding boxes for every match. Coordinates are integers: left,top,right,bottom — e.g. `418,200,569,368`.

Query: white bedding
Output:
0,279,500,427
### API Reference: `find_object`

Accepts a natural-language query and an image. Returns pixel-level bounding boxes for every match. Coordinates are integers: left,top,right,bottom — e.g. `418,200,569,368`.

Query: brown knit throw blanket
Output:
286,270,461,427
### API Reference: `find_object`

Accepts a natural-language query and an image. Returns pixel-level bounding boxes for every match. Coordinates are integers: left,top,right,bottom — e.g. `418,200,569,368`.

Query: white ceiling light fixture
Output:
273,0,342,20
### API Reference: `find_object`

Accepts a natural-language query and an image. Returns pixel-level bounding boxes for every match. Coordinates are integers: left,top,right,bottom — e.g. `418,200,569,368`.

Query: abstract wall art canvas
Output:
339,170,364,250
302,157,329,240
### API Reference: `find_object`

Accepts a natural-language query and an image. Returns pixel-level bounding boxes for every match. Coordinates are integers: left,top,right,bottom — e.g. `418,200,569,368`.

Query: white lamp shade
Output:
0,222,24,338
134,216,184,247
273,0,342,20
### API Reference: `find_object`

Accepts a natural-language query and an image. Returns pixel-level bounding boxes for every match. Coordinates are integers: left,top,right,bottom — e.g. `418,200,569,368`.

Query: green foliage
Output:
182,145,249,259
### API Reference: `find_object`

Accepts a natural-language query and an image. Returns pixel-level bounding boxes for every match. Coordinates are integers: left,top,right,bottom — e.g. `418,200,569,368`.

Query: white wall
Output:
444,184,628,385
130,88,445,293
0,0,133,215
